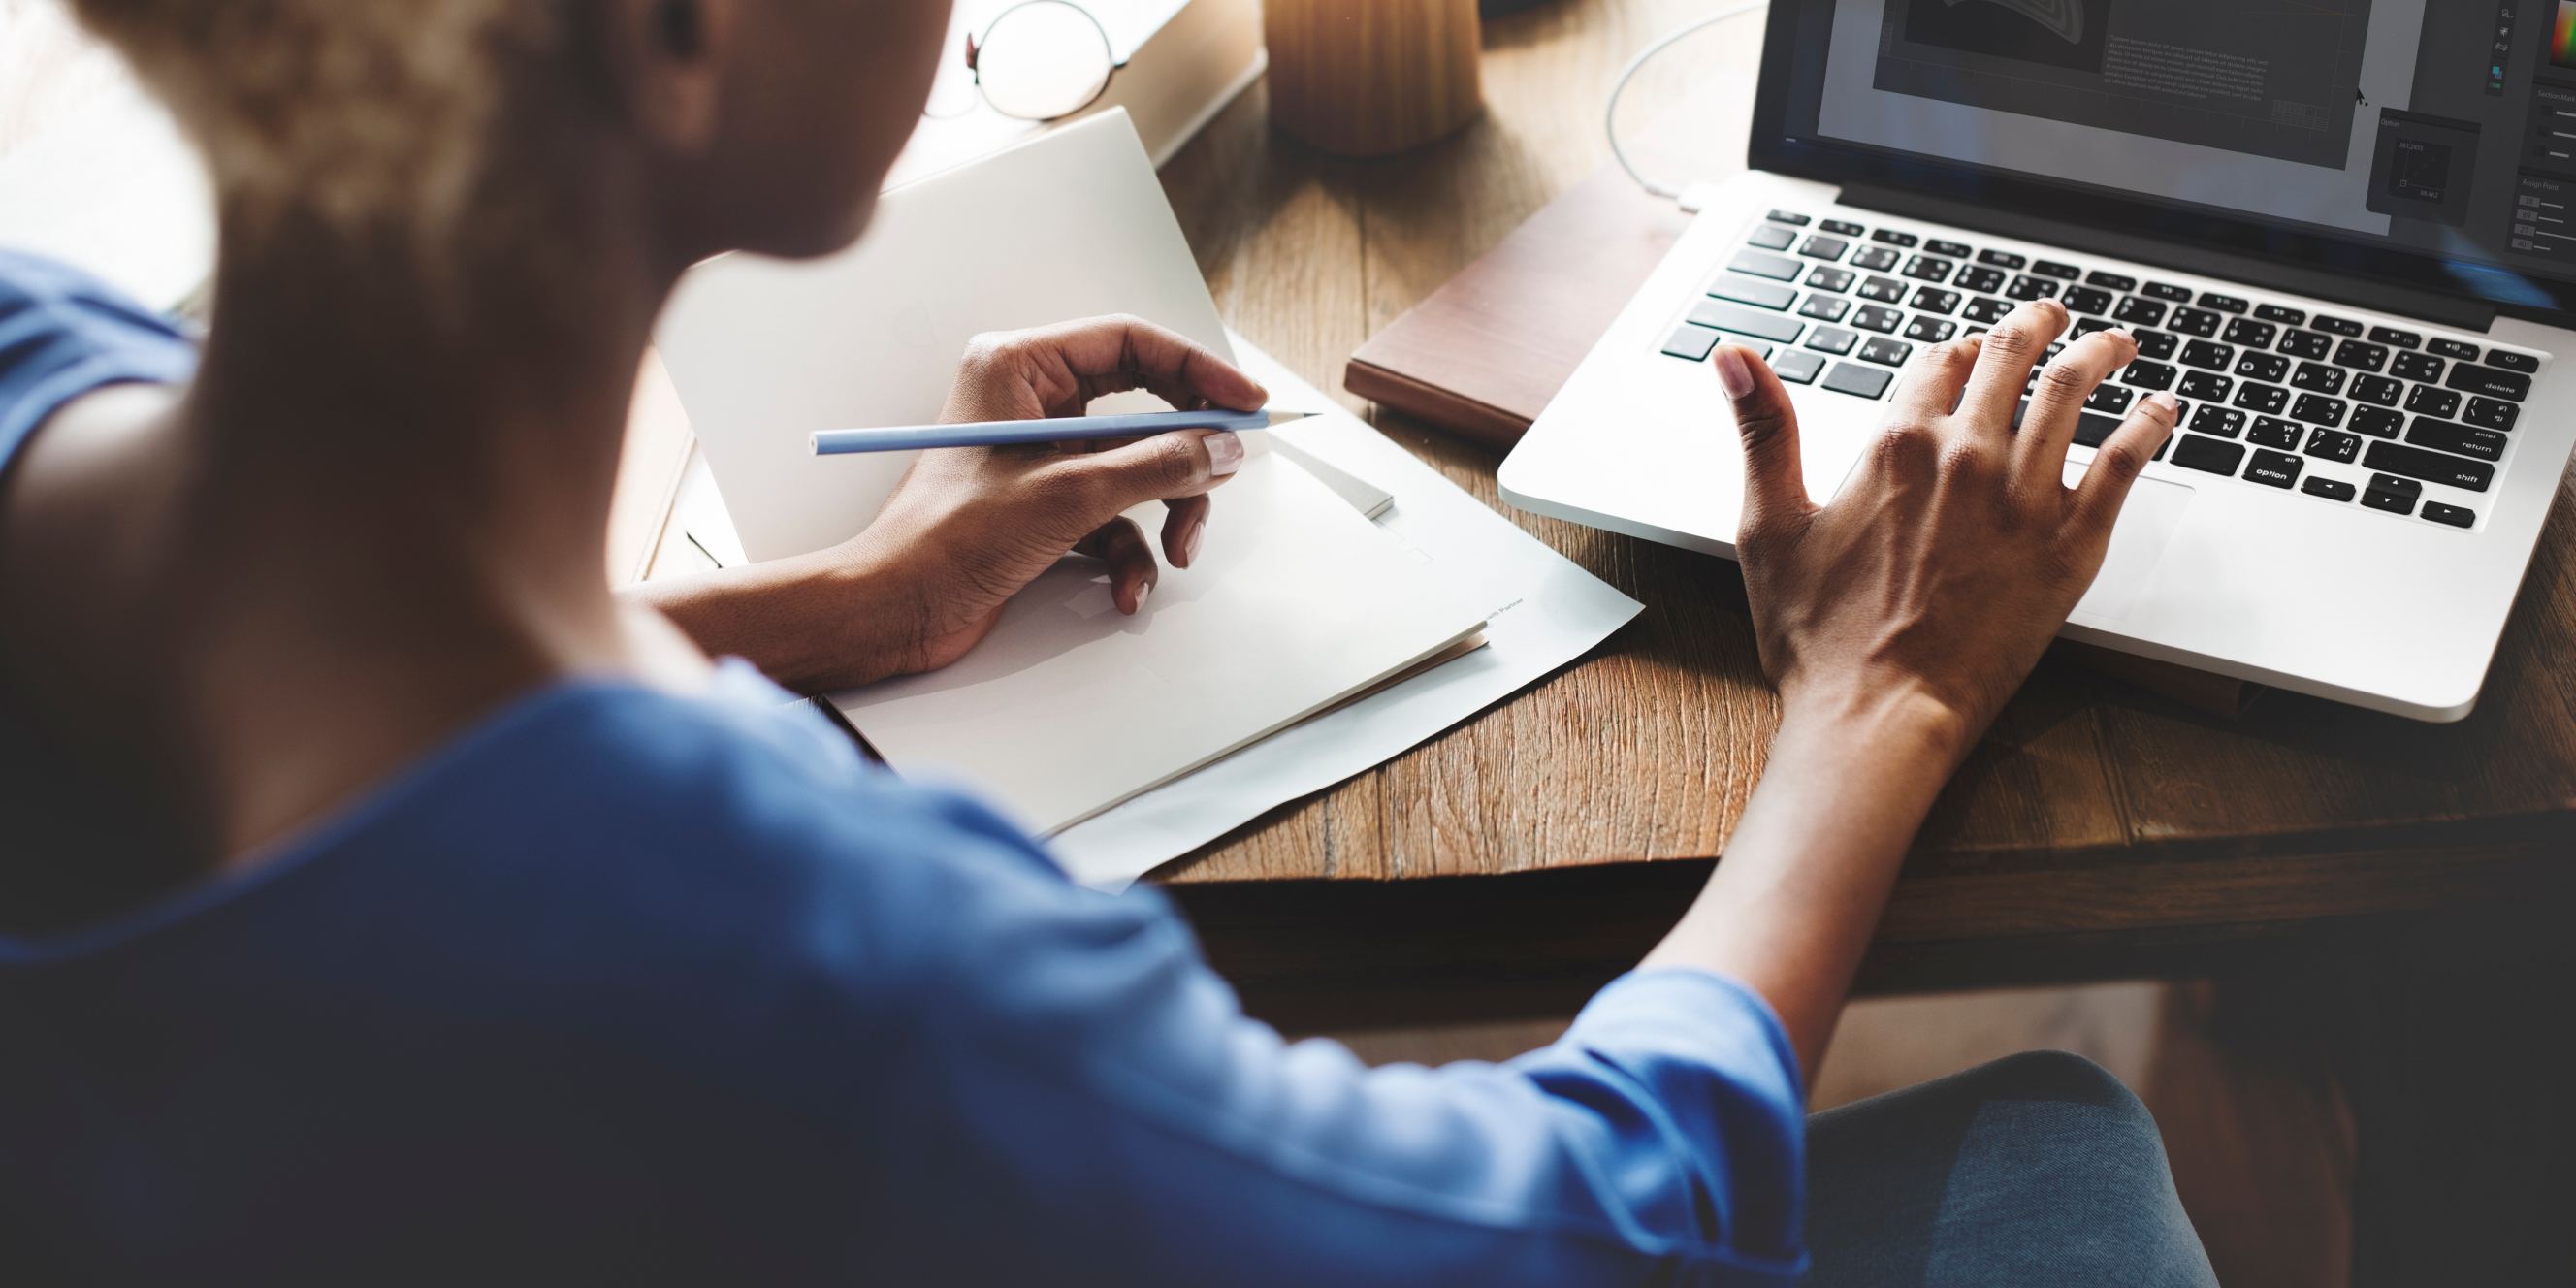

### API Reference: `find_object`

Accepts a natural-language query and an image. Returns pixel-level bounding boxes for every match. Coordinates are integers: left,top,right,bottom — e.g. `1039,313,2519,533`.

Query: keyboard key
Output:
2406,386,2462,417
2350,406,2404,438
2364,440,2495,491
1748,225,1796,251
2121,360,2177,391
2291,393,2347,427
2485,349,2539,373
2280,330,2334,361
1859,337,1914,366
2310,314,2364,337
2367,325,2422,349
2235,353,2289,382
1852,246,1901,272
2257,304,2307,325
2084,271,2138,291
2142,281,2195,302
1926,239,1973,258
1853,305,1904,333
2007,274,2061,301
1962,297,2012,324
1911,287,1962,315
1689,300,1806,343
2248,416,2302,449
2135,330,2178,360
1822,361,1893,398
2074,320,2122,343
1799,295,1851,322
1978,249,2026,269
2304,427,2361,463
2244,448,2302,487
2423,501,2475,528
1956,266,2009,294
1772,348,1827,385
2112,296,2168,326
1858,276,1908,303
2331,339,2388,372
2302,476,2357,501
2033,259,2080,279
2445,364,2532,401
1806,326,1858,355
1730,249,1803,281
1798,235,1851,261
2189,405,2246,438
2233,382,2289,415
2171,435,2248,475
2363,472,2421,514
1872,229,1919,247
1661,324,1722,361
2179,339,2235,370
2178,371,2234,402
2430,338,2480,362
1820,218,1865,236
1713,276,1799,309
1769,209,1813,226
2221,318,2276,348
2463,397,2519,431
1808,267,1857,294
2289,363,2346,395
1904,316,1956,343
2405,417,2509,462
2169,307,2221,338
2062,286,2114,315
1903,254,1956,283
2351,374,2403,407
2198,292,2249,314
2086,384,2134,415
2389,352,2444,384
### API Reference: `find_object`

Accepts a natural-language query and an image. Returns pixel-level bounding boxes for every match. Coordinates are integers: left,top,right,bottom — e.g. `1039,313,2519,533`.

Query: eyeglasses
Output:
924,1,1126,124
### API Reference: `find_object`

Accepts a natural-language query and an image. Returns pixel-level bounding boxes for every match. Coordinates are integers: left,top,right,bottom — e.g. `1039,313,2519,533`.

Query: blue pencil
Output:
811,408,1316,455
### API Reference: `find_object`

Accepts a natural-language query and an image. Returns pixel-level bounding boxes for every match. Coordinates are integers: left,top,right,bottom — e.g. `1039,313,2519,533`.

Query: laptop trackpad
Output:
2070,467,2194,626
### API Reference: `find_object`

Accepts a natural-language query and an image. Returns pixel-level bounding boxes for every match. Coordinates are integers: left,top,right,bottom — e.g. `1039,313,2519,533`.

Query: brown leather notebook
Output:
1344,166,1690,450
1343,165,2252,717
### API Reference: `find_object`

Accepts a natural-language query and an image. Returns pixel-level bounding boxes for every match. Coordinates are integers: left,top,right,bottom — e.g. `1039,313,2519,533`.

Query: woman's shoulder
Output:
0,250,197,468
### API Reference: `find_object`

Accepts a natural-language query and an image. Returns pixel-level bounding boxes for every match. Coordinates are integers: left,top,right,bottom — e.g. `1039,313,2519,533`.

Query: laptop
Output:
1500,0,2576,722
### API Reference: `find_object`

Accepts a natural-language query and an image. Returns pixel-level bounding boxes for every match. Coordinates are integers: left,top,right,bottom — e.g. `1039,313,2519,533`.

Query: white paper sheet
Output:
1046,336,1644,889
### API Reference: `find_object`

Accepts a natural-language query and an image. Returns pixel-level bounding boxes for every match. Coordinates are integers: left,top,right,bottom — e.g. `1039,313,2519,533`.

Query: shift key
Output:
1689,299,1807,344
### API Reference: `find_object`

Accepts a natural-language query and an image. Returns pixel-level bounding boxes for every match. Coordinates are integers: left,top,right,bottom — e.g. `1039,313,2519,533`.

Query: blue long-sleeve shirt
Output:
0,250,1809,1284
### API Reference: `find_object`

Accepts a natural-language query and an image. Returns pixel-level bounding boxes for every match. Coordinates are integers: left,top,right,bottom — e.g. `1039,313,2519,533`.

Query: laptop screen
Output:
1759,0,2576,316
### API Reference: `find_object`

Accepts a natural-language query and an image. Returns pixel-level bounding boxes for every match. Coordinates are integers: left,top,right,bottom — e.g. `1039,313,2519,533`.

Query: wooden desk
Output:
1139,0,2576,1030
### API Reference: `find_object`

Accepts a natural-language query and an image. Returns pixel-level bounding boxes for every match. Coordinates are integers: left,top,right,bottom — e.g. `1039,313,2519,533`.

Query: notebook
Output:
655,111,1490,834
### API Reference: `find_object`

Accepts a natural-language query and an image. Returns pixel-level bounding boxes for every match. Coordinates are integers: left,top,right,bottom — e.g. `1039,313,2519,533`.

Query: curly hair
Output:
65,0,555,245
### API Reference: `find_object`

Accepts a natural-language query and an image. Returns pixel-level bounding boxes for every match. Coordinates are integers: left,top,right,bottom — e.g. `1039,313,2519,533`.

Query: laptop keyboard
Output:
1661,208,2550,531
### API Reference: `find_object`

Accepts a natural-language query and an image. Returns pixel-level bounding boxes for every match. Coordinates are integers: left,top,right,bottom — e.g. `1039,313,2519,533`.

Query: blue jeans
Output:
1805,1051,2220,1286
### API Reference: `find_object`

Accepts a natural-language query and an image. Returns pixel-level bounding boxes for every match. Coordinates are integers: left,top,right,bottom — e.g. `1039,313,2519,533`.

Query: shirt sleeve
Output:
848,785,1810,1288
0,249,197,476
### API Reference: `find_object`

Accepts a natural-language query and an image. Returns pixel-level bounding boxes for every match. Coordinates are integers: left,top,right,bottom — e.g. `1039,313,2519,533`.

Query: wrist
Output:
1772,675,1980,781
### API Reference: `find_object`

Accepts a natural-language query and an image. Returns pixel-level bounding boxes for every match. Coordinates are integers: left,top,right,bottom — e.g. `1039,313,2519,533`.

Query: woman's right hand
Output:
1713,299,2181,754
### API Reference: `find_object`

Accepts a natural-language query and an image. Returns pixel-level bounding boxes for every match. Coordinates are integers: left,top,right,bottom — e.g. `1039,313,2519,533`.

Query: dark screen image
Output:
1904,0,2111,74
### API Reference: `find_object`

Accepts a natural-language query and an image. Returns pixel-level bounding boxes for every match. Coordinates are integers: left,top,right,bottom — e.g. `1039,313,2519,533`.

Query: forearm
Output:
624,548,913,694
1641,683,1971,1082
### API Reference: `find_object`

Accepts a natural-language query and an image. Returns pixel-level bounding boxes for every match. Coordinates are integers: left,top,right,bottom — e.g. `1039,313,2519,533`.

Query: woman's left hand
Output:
841,314,1267,674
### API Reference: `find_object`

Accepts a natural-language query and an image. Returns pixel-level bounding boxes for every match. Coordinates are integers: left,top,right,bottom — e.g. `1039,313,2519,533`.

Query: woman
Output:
0,1,2215,1283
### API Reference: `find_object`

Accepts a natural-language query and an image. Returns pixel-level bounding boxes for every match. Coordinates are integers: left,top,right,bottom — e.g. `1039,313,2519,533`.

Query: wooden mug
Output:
1265,0,1484,157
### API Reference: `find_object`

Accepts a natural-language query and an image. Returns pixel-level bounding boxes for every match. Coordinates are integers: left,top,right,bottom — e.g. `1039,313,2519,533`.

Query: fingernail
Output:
1184,521,1205,566
1713,346,1755,400
2108,326,2136,343
1206,432,1243,475
2147,391,2180,414
1132,579,1150,611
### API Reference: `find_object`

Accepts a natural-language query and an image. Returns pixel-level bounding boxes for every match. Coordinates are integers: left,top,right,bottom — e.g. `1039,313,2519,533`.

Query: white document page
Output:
830,452,1485,835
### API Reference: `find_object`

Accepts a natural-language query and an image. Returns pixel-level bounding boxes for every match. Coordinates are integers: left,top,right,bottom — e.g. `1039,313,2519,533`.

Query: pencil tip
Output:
1264,409,1320,427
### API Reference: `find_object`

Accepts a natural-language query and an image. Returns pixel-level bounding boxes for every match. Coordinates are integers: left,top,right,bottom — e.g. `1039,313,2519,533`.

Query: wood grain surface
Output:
1151,0,2576,1019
